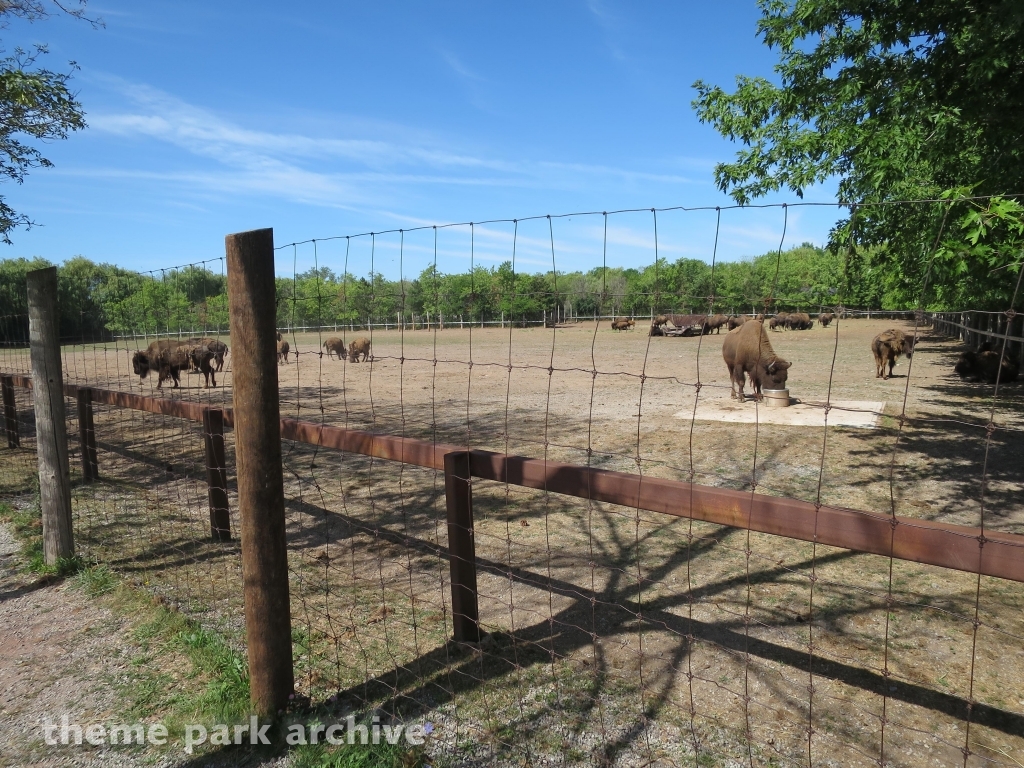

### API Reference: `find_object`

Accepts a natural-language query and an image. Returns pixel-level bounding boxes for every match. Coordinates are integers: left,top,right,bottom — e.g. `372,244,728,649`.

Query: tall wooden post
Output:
202,408,231,541
27,267,74,564
76,388,98,482
2,375,18,448
225,228,294,716
444,451,480,642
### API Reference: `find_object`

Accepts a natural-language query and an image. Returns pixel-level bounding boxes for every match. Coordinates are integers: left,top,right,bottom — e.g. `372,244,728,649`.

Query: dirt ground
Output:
2,317,1024,767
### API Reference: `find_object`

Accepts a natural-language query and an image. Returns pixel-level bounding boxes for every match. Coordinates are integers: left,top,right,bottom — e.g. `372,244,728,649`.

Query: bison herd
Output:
131,332,376,389
131,337,228,389
130,319,1020,397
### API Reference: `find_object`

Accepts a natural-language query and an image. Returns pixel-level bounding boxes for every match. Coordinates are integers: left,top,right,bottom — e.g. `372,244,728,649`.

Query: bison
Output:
611,318,635,331
818,312,835,328
323,337,346,359
871,329,914,379
786,312,813,331
727,314,750,331
721,320,792,401
768,312,789,331
132,339,217,389
704,314,730,334
277,338,290,364
186,337,228,371
347,336,371,362
954,344,1019,384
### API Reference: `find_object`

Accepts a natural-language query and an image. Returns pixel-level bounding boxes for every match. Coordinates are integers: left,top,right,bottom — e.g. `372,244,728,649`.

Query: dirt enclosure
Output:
3,317,1024,766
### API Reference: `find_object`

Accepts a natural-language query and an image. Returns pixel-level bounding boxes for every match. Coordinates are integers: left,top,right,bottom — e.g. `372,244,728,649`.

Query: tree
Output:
692,0,1024,308
0,1,98,243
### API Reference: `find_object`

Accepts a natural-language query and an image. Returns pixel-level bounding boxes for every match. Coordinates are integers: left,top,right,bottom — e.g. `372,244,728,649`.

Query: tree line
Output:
0,239,1006,342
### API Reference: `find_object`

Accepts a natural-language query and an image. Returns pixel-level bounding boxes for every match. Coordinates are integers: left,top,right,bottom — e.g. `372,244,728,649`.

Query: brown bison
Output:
186,337,228,371
323,337,346,359
785,312,813,330
611,318,635,331
277,338,290,364
954,343,1019,384
347,336,371,362
768,312,789,331
818,312,835,328
871,329,914,379
722,320,792,401
132,339,217,389
704,314,729,334
727,314,750,331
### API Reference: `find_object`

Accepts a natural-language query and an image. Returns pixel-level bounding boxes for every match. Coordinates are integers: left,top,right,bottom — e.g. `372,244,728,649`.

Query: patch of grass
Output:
66,564,253,751
0,499,86,576
290,737,427,768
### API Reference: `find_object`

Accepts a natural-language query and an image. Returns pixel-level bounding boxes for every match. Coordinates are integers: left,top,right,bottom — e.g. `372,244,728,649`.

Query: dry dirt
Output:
1,317,1023,767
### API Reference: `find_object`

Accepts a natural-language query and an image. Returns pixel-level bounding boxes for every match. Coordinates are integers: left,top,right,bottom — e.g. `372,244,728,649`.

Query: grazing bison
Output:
769,312,789,331
277,338,290,364
347,336,371,362
954,344,1019,384
611,318,635,331
131,339,213,389
818,312,835,328
871,329,914,379
786,312,813,330
323,337,346,359
721,320,792,401
727,314,750,331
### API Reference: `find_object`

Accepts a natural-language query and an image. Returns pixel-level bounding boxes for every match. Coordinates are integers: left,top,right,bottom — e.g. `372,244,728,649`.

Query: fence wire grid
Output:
2,198,1024,768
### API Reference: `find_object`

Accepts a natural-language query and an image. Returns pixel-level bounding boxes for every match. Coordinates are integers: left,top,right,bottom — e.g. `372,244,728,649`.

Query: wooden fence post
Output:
76,388,98,482
2,375,18,448
226,228,294,716
444,450,480,642
27,267,74,564
203,408,231,541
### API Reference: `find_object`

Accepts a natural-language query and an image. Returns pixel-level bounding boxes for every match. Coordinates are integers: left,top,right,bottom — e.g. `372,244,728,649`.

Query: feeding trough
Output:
762,388,791,407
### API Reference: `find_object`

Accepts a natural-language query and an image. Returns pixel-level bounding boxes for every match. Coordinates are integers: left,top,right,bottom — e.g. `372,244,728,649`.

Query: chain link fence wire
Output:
1,199,1023,766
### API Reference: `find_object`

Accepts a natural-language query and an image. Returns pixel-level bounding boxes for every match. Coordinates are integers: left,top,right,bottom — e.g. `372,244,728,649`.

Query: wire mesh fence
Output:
2,199,1024,766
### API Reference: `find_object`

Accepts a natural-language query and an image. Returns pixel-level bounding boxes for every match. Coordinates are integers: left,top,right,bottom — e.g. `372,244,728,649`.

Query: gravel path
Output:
0,520,289,768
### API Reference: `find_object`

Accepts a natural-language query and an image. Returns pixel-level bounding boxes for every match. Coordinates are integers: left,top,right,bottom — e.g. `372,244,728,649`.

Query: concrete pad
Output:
677,398,886,428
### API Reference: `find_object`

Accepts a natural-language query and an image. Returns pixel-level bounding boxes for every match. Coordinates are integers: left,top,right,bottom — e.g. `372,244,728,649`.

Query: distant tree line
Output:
0,240,1007,342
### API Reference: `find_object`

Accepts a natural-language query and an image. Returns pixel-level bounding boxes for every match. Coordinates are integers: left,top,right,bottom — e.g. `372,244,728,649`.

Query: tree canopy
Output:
692,0,1024,309
0,1,96,243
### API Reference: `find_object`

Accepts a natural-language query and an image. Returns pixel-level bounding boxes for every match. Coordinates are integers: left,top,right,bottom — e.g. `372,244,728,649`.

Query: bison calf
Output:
871,329,914,379
611,318,635,331
722,320,792,401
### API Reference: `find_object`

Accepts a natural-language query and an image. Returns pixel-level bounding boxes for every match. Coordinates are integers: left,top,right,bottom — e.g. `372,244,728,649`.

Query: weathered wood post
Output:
225,228,294,716
27,267,74,564
76,388,99,482
202,407,230,541
443,450,480,642
2,375,18,448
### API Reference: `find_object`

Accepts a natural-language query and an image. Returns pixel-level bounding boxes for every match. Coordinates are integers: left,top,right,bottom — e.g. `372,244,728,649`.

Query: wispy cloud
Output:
439,49,484,82
586,0,627,61
81,79,700,216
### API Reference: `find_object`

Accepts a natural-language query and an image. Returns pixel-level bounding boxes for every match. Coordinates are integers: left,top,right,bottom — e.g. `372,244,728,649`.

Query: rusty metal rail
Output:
4,373,1024,584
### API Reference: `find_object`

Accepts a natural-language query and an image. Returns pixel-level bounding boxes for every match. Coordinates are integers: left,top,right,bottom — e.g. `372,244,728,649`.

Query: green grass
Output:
290,738,427,768
0,500,86,577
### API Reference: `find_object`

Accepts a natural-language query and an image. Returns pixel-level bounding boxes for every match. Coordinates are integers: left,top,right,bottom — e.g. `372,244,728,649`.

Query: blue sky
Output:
2,1,841,278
